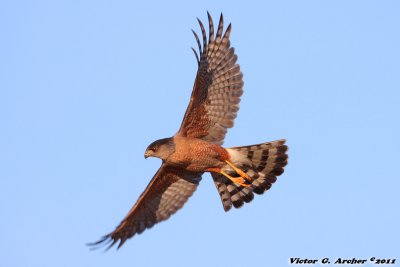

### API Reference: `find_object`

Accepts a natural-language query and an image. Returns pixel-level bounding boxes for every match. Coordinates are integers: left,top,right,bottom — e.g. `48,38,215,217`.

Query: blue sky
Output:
1,1,399,266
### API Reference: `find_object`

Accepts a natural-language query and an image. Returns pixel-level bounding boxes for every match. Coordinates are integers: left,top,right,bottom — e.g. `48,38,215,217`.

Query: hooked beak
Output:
144,150,150,159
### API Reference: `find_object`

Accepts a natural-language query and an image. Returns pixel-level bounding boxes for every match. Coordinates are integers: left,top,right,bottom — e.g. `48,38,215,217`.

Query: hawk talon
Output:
224,160,253,181
220,170,251,187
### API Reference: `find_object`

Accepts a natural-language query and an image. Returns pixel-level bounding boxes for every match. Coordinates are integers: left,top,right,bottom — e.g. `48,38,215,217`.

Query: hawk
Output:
90,12,288,250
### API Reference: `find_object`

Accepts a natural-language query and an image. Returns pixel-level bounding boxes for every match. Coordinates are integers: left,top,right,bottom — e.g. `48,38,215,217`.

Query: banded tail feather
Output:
212,139,288,211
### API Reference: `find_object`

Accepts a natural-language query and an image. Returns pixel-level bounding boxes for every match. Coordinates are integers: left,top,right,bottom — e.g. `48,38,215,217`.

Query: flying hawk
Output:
90,12,288,250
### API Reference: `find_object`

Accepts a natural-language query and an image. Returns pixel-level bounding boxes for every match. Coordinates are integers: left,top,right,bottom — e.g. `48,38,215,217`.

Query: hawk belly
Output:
168,136,229,173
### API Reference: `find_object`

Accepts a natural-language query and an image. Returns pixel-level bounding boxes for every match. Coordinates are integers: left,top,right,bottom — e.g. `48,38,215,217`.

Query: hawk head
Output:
144,137,175,161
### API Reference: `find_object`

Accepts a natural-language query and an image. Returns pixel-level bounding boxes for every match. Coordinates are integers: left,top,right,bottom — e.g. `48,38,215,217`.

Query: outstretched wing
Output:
177,12,243,145
89,165,202,249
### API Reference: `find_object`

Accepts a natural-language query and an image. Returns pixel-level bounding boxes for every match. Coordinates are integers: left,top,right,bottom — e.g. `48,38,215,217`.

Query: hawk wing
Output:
89,165,202,249
177,12,243,145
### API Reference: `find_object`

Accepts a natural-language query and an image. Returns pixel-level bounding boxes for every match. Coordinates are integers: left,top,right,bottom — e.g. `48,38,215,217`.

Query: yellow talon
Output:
220,170,251,187
224,160,253,181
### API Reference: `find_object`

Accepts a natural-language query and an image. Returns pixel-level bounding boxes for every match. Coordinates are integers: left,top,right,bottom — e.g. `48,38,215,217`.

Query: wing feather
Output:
89,165,202,249
178,12,243,145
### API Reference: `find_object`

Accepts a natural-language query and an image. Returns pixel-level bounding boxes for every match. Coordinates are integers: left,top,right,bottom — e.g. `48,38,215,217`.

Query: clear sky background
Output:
1,1,399,266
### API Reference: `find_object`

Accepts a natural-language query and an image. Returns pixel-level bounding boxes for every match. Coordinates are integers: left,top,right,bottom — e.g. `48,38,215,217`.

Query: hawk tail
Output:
212,139,288,211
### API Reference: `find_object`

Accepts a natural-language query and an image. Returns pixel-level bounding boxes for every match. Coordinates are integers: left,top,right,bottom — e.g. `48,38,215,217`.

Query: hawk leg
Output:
224,160,253,182
220,170,251,187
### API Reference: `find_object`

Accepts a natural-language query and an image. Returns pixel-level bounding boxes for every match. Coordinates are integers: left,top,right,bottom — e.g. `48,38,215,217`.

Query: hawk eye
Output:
150,147,156,152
